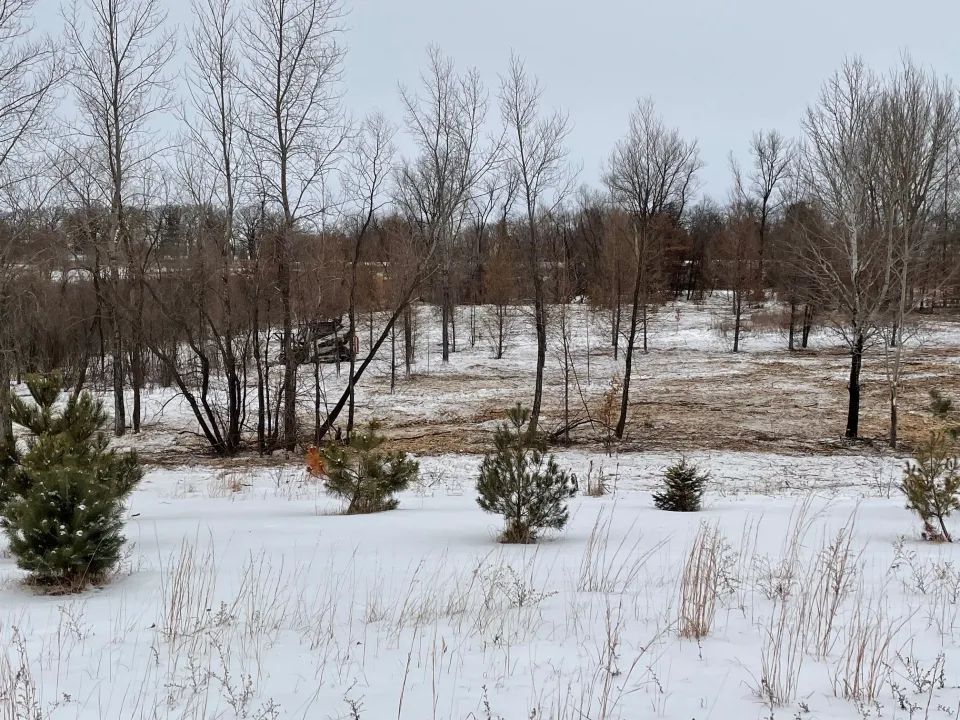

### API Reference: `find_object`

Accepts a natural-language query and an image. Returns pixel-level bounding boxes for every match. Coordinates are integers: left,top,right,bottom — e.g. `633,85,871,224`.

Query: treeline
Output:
1,0,959,456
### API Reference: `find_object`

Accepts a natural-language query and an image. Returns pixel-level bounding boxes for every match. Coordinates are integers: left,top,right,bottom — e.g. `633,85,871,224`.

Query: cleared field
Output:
113,296,960,461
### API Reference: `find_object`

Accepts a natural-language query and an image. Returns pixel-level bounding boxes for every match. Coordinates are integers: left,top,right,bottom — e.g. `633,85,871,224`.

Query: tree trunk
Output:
616,261,644,440
889,384,898,449
390,322,396,393
254,322,266,455
347,304,357,440
801,305,812,348
404,306,413,377
529,301,547,438
280,234,297,451
0,350,12,450
563,340,570,444
111,308,126,437
224,346,242,454
92,247,106,379
441,290,450,362
732,292,741,353
787,301,796,351
314,358,322,446
131,272,146,434
845,333,864,439
936,513,953,543
130,345,142,434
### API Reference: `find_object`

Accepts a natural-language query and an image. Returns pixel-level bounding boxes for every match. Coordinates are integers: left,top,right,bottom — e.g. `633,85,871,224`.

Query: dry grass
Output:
0,629,41,720
755,585,812,707
124,304,960,466
829,594,909,703
577,506,663,593
808,510,862,659
159,537,218,646
751,496,820,707
752,495,819,601
750,308,792,333
678,521,728,639
582,460,611,497
207,470,251,498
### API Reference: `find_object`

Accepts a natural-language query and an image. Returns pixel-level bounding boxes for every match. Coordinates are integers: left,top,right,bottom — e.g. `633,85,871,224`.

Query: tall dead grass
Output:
577,506,664,594
0,629,41,720
756,587,812,707
829,595,909,703
678,521,729,639
808,511,862,659
159,537,218,646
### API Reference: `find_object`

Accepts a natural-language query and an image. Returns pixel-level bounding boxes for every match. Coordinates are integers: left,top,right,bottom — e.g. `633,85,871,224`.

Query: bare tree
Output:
685,199,722,302
240,0,347,450
315,220,436,443
598,208,630,359
800,57,958,444
499,53,573,438
467,170,516,347
874,57,959,447
395,45,500,363
603,98,700,439
138,0,248,456
797,58,889,439
746,130,794,285
775,199,821,350
716,191,760,352
64,0,176,436
0,0,62,447
548,211,585,444
481,227,517,359
341,112,395,439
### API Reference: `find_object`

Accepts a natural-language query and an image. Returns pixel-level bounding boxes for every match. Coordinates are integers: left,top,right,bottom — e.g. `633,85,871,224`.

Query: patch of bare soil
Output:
132,339,960,467
384,346,960,458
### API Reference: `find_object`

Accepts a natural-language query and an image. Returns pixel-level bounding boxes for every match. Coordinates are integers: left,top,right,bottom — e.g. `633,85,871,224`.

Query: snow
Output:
70,295,960,460
3,454,960,719
4,296,960,718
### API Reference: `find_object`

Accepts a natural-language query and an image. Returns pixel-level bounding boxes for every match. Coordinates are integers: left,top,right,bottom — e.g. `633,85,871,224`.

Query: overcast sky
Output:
342,0,959,200
35,0,960,201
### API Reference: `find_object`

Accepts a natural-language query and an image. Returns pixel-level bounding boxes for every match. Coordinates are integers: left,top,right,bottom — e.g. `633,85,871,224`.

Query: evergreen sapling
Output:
929,388,959,440
476,405,577,543
0,372,142,591
901,431,960,542
318,419,418,514
653,457,709,512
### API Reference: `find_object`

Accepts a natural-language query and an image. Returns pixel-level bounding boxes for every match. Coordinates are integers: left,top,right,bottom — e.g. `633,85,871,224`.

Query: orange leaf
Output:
305,446,326,478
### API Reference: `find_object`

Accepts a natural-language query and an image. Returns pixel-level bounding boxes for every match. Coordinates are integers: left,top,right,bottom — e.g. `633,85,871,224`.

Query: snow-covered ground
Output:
3,456,960,719
5,297,960,719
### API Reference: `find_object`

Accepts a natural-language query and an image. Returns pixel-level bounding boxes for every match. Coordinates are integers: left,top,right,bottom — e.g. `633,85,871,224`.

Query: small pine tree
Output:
930,389,960,440
476,405,577,544
318,420,418,514
930,389,954,418
653,458,709,512
901,431,960,543
0,372,143,591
